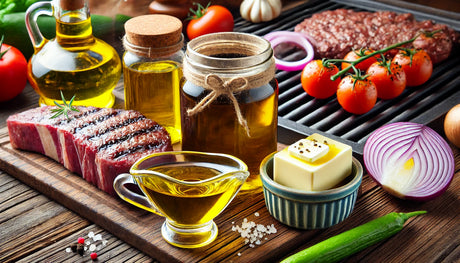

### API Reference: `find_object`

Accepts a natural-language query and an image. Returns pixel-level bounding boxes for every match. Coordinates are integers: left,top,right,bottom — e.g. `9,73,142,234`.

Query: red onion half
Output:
363,122,455,201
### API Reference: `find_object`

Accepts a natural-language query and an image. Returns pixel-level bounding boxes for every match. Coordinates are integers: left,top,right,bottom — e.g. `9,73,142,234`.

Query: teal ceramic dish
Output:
259,153,363,230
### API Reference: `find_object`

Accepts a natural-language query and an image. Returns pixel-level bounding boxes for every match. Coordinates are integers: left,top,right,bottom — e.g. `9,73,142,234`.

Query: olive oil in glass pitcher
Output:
26,0,121,107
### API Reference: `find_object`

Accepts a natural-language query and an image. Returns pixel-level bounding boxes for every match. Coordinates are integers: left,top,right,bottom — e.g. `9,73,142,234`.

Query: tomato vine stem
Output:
0,35,12,59
187,2,211,20
329,34,421,81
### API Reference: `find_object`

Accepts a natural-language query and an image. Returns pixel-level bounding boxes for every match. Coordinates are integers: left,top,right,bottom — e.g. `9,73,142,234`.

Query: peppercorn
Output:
77,243,84,255
70,243,78,252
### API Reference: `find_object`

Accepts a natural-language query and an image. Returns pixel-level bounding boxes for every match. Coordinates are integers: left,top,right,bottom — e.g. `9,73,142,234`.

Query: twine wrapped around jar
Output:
183,32,276,136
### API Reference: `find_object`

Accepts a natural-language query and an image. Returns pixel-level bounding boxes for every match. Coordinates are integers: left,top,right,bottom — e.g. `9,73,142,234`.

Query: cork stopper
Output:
59,0,85,10
125,14,182,49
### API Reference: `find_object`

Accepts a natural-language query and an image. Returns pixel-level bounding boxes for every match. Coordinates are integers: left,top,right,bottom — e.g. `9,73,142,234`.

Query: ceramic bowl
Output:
259,153,363,229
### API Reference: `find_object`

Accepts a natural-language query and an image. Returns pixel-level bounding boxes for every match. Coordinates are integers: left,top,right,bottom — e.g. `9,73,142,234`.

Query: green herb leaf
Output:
50,91,79,120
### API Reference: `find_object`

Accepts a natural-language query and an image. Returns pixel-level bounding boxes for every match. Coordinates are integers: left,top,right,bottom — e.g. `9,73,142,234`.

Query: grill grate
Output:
233,0,460,157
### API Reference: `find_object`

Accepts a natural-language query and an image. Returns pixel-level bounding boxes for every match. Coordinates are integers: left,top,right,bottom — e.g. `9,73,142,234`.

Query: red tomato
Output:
342,48,379,72
301,60,340,99
186,4,234,40
366,61,406,100
0,38,28,102
392,49,432,87
337,75,377,114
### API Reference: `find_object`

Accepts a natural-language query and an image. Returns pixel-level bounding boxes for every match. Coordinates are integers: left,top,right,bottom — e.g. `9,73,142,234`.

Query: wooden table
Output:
1,80,459,263
1,1,460,262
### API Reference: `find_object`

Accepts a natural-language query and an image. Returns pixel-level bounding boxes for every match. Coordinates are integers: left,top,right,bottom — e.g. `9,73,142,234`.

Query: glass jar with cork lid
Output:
123,14,184,144
181,32,278,192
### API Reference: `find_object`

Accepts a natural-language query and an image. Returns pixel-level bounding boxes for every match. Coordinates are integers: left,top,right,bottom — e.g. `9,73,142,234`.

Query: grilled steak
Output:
294,9,458,64
7,106,172,196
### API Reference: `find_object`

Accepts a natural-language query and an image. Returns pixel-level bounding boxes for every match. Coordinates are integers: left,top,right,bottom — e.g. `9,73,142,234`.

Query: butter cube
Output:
288,138,329,163
274,133,352,191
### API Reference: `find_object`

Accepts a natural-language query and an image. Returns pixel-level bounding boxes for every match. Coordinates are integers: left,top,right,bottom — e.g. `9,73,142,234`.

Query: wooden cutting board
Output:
0,126,318,262
2,124,460,262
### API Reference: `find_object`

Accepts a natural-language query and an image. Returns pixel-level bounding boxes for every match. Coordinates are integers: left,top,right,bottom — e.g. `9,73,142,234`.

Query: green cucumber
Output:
0,0,43,16
281,211,427,263
0,12,130,59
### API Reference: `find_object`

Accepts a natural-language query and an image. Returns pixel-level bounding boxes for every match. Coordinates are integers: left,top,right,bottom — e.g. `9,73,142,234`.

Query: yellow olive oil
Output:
135,163,242,225
181,80,278,191
27,13,121,108
123,61,183,144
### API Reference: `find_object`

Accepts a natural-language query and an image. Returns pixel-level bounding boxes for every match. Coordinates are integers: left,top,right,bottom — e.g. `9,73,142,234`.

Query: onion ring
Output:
264,31,314,71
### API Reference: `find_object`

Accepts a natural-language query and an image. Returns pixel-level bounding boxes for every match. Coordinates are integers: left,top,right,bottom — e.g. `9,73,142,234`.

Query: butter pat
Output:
288,138,329,162
274,133,352,191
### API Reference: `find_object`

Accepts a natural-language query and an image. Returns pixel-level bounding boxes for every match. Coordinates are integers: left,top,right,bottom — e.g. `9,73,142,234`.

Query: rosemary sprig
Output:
50,91,79,119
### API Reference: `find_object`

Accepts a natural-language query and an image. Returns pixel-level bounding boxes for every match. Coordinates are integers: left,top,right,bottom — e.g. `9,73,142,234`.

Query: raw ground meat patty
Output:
294,9,459,63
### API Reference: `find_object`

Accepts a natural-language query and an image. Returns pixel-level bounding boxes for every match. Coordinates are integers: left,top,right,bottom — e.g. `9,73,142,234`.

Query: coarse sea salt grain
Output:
89,244,97,252
94,234,102,241
231,217,277,247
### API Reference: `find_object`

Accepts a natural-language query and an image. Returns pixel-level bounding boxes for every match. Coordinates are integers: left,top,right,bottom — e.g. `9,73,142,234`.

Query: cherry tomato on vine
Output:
186,3,234,40
0,36,28,102
341,48,380,73
366,60,406,100
337,75,377,115
392,48,432,87
301,59,340,99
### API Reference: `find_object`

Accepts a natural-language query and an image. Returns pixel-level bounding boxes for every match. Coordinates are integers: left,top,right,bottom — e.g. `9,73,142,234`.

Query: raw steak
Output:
7,106,172,196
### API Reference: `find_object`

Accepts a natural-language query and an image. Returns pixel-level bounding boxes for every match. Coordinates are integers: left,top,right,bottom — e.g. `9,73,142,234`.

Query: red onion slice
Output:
264,31,314,71
363,122,455,201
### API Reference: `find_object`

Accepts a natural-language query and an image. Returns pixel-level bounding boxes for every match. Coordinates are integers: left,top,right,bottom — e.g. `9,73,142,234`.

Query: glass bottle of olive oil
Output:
26,0,121,108
122,15,184,144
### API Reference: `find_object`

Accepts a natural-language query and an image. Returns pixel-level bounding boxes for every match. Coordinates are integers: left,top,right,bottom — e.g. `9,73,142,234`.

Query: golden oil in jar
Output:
123,60,183,143
181,32,278,192
26,0,121,107
181,80,278,191
123,15,184,144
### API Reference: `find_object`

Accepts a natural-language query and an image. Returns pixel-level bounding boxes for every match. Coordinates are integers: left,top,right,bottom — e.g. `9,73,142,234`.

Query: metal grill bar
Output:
234,0,460,157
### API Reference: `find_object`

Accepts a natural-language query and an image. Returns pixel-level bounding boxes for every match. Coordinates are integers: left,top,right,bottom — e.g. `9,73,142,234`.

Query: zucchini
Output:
0,12,130,59
281,211,427,263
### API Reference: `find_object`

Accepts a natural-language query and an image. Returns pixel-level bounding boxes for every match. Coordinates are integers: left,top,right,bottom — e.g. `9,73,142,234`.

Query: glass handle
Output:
113,173,164,216
25,1,52,50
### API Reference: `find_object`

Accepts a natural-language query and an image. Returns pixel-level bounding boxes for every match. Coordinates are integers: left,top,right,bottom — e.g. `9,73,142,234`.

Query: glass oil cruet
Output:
25,0,121,107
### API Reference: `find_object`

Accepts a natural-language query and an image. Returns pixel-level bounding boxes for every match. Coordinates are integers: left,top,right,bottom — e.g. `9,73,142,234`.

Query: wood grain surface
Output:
1,121,459,262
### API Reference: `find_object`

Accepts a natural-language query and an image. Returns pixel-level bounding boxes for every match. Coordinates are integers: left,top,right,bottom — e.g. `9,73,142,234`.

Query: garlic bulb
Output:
240,0,282,23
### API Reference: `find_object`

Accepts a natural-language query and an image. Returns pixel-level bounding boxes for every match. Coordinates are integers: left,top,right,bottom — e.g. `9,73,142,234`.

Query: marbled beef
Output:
7,106,172,196
294,9,458,64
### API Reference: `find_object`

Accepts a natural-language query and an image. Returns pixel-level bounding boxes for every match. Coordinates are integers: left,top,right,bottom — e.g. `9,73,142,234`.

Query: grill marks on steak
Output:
294,9,458,63
97,120,162,151
7,106,172,195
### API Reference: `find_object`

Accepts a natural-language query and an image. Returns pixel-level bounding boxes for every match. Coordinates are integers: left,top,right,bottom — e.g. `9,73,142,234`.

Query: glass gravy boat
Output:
113,151,249,248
